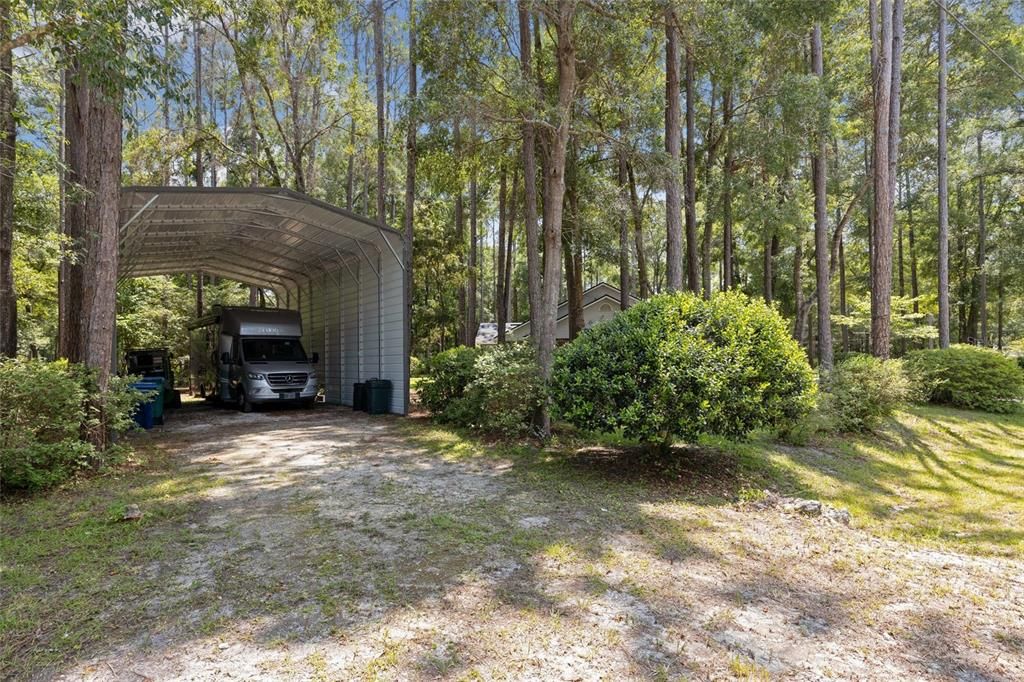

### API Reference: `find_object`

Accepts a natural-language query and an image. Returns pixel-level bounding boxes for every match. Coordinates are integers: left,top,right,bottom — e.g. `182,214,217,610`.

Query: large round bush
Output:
904,345,1024,413
551,291,816,443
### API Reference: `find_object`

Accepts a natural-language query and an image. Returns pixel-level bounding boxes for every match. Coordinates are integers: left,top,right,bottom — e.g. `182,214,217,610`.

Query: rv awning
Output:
118,186,404,293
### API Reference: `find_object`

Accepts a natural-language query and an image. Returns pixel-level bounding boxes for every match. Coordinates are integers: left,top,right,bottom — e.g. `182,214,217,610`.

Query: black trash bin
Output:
366,378,392,415
353,382,368,411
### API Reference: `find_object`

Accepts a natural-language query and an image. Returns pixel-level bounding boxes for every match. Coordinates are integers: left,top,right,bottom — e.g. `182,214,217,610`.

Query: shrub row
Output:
904,345,1024,414
0,359,147,492
419,295,1022,444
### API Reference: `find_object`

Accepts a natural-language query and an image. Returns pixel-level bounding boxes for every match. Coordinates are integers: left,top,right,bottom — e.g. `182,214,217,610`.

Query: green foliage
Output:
550,291,817,444
419,346,481,416
458,343,544,436
0,359,147,492
409,355,424,377
820,355,912,432
904,345,1024,414
420,343,543,436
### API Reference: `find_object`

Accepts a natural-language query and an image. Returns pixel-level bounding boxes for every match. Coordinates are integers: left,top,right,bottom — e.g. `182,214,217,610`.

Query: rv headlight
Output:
247,372,265,380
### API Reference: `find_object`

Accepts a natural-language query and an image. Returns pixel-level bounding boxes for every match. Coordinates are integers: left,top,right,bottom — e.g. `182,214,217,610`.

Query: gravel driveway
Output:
38,404,1024,681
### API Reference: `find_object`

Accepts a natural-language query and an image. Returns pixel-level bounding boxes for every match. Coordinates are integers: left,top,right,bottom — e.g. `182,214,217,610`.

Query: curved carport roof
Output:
118,186,410,415
118,186,404,291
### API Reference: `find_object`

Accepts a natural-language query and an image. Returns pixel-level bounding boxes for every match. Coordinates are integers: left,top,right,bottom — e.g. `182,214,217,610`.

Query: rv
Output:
189,306,319,412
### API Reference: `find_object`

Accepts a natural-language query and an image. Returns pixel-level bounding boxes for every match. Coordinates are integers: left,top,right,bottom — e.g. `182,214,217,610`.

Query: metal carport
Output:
118,186,409,415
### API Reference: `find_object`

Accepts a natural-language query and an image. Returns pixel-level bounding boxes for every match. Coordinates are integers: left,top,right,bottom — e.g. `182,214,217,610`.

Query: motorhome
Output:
189,306,319,411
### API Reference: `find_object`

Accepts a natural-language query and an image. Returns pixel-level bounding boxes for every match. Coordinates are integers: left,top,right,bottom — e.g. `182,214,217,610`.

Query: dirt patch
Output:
9,404,1021,680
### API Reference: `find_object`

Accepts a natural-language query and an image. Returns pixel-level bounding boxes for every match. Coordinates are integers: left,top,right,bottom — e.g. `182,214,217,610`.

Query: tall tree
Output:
374,0,386,223
404,0,416,407
664,6,683,292
811,22,832,370
0,0,15,356
536,0,577,434
936,0,950,348
869,0,903,359
683,34,698,293
617,139,631,310
518,2,541,349
976,132,987,345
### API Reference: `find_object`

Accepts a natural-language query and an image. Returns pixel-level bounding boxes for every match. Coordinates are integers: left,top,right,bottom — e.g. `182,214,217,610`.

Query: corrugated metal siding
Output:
301,235,406,414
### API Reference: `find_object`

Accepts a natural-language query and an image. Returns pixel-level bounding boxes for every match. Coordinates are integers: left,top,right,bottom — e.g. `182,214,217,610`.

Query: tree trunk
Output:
684,37,699,293
193,17,204,320
869,0,901,359
64,62,122,394
504,166,517,326
563,141,583,339
839,233,849,353
536,0,576,436
906,168,918,313
793,240,804,344
193,17,203,187
0,0,16,357
617,140,632,310
373,0,386,223
664,7,683,292
404,0,416,406
811,23,832,370
346,25,359,210
701,82,716,299
518,2,541,350
936,0,950,348
454,119,466,345
976,133,987,346
467,130,478,346
497,164,507,341
626,161,650,298
722,86,734,290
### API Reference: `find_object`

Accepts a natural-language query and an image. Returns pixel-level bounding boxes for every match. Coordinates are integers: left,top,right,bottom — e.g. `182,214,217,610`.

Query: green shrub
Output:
419,346,482,416
904,345,1024,413
550,291,817,444
821,354,912,432
459,342,544,436
409,355,424,377
420,343,543,436
0,359,148,492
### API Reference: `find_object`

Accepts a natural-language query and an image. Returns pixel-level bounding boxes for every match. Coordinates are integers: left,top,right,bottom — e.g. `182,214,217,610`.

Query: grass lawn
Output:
736,406,1024,558
1,403,1021,679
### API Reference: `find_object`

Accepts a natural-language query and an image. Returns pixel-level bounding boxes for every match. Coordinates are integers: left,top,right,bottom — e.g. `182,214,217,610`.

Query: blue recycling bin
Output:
132,392,156,429
137,377,165,425
132,380,162,428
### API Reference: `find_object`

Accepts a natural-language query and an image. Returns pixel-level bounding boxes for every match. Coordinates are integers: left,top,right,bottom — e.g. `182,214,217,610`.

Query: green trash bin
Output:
353,382,368,412
138,378,165,425
366,379,392,415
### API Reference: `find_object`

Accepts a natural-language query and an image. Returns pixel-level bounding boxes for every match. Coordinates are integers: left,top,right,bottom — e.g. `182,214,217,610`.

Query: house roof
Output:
510,282,637,338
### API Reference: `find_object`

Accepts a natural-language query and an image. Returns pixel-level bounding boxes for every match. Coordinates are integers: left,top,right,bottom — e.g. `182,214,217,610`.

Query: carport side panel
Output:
375,239,407,415
307,271,344,404
342,263,360,406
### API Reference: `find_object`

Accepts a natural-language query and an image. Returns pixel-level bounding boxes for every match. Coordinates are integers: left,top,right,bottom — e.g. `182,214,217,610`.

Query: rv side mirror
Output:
311,352,319,364
220,352,231,364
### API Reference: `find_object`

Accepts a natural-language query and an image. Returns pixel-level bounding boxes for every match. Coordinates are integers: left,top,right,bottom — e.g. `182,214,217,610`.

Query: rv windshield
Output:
241,338,308,363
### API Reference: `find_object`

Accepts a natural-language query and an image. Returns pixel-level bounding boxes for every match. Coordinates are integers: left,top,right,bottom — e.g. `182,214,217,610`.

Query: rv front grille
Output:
266,372,308,387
